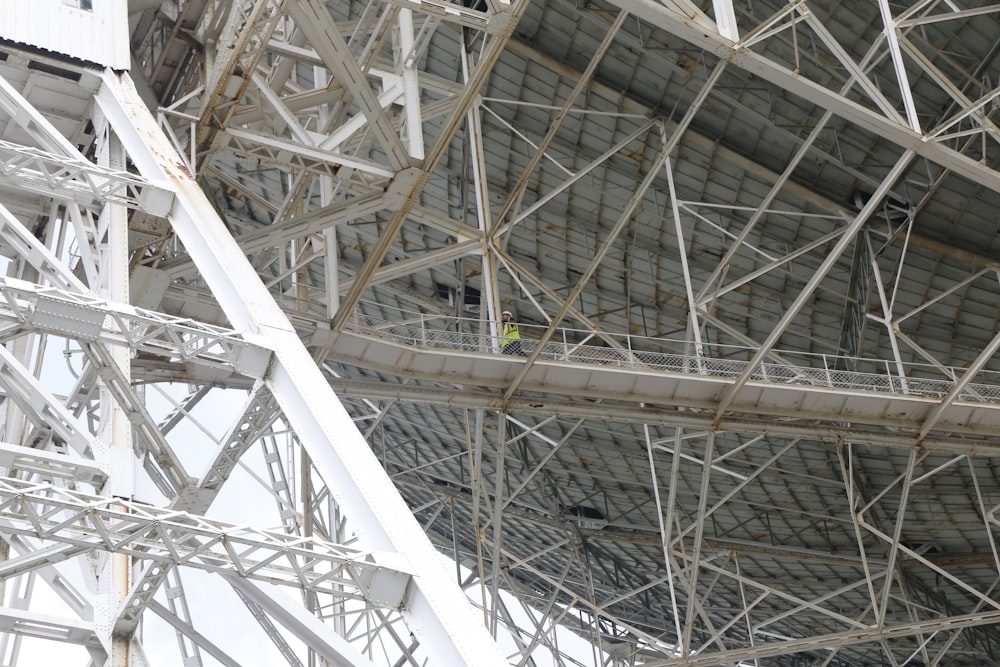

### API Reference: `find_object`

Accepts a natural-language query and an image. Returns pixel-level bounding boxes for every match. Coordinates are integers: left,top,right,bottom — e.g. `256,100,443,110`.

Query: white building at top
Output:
0,0,129,69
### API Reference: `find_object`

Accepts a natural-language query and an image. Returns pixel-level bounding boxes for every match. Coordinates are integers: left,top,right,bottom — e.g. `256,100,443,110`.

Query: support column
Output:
93,113,135,666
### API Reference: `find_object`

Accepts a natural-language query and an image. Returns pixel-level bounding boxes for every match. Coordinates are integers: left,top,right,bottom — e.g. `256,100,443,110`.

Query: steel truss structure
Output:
0,0,1000,665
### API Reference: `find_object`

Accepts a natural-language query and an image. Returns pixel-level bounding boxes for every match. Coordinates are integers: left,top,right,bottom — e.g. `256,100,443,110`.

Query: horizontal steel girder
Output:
0,139,173,214
0,277,272,379
0,477,414,604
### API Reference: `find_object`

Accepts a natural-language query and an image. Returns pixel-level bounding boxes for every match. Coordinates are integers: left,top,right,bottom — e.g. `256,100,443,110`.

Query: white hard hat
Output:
502,310,512,316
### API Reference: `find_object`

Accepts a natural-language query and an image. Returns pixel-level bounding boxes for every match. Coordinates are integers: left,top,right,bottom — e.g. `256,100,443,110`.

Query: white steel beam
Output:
0,139,173,215
711,0,739,41
329,0,529,330
248,71,317,147
197,0,287,153
147,600,239,667
116,387,280,634
897,3,1000,27
0,202,87,293
223,127,397,179
96,68,508,666
0,277,272,378
876,0,920,132
461,47,503,326
157,567,204,667
0,344,104,460
0,477,415,599
0,607,103,655
396,9,424,161
0,72,85,157
226,577,379,667
159,189,389,280
2,531,93,621
81,340,191,498
0,440,106,486
286,0,412,171
713,151,915,419
0,541,90,580
608,0,1000,194
800,8,905,125
502,63,725,400
230,581,308,667
316,81,404,153
663,154,705,358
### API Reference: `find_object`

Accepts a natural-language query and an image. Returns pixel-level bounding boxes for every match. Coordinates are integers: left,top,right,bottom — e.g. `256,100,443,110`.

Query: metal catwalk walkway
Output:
327,305,1000,450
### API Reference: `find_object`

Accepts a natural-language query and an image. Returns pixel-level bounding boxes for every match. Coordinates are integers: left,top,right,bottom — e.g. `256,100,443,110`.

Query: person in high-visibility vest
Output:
501,310,524,355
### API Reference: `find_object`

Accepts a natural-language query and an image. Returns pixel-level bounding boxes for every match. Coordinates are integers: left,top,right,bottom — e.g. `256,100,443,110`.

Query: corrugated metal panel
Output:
0,0,129,69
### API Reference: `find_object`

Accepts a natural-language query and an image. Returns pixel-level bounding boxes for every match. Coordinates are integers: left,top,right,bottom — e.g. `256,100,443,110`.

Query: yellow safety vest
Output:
502,321,521,348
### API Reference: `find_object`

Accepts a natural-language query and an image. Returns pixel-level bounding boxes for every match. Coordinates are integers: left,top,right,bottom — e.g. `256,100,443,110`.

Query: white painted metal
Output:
0,607,102,655
711,0,739,42
0,0,129,69
0,139,172,213
0,1,997,665
227,577,380,667
876,0,921,133
0,277,271,377
158,569,206,667
0,440,106,485
96,68,510,667
461,47,501,332
325,313,1000,442
609,0,1000,193
713,152,916,418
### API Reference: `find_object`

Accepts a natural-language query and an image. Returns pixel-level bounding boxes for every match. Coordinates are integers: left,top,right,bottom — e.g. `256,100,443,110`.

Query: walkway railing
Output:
344,303,1000,405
